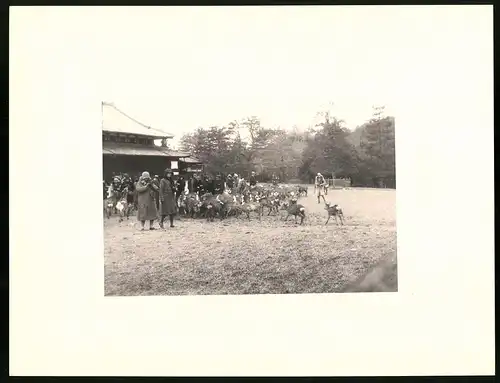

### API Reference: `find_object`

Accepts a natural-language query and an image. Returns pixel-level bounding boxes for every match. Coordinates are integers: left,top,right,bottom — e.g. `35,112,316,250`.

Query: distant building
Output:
102,102,202,180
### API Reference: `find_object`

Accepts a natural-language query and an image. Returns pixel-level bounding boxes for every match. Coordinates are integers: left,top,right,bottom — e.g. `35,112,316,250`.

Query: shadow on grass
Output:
340,254,398,293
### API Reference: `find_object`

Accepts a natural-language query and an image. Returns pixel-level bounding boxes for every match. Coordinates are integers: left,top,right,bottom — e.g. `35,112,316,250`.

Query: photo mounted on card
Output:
102,98,397,296
10,5,494,377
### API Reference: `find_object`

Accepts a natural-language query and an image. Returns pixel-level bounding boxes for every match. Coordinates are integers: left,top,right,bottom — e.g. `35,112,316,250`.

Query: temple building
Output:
102,102,204,180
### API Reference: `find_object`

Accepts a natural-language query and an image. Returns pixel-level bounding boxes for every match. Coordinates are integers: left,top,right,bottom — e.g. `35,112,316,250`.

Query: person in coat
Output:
121,174,135,211
133,175,140,209
159,168,178,229
226,174,234,190
135,171,159,230
152,175,161,212
249,171,257,187
102,180,108,201
213,173,224,195
198,174,207,195
176,175,186,200
204,174,214,195
189,174,199,195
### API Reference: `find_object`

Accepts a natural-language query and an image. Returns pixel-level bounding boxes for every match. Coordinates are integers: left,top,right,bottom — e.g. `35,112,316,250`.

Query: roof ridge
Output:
105,103,152,129
103,102,173,136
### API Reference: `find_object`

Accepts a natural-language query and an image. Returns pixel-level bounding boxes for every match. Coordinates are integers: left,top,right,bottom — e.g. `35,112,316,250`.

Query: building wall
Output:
103,155,179,181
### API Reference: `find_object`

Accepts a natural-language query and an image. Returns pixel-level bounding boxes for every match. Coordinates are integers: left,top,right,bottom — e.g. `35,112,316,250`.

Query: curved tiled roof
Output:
102,102,174,139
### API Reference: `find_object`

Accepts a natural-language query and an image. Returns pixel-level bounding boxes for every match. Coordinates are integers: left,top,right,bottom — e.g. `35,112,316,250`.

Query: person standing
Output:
203,174,213,194
191,173,201,195
120,173,135,213
213,173,224,195
135,171,159,230
152,175,161,212
176,175,186,200
159,168,177,229
109,176,122,214
198,174,207,195
315,172,327,204
186,175,193,193
271,173,279,185
226,173,234,190
133,175,140,209
249,171,257,187
102,180,108,200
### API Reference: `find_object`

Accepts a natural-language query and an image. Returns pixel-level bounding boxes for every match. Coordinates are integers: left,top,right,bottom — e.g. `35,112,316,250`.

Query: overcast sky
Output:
35,5,485,147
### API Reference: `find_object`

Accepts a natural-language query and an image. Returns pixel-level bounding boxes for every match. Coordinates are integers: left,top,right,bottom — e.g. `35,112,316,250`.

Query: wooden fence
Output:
326,178,352,188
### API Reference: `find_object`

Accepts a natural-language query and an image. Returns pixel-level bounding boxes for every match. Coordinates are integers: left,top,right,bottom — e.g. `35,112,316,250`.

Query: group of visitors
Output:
104,169,178,230
103,170,262,230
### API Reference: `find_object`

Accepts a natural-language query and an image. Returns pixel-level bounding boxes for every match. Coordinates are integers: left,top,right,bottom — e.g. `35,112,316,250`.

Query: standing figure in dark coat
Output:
152,175,161,212
159,168,178,229
189,174,200,195
187,176,194,193
103,181,108,200
121,173,135,204
176,175,186,200
198,174,207,195
226,174,234,190
133,175,140,209
213,173,224,195
195,174,204,195
249,171,257,187
204,175,214,194
119,173,135,214
136,171,159,230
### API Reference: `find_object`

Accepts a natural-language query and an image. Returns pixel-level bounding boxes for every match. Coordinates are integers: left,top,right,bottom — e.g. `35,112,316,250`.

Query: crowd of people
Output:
103,170,263,230
104,169,335,230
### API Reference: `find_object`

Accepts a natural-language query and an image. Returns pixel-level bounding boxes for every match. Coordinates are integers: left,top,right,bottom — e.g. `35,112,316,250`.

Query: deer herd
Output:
175,185,346,226
104,183,346,227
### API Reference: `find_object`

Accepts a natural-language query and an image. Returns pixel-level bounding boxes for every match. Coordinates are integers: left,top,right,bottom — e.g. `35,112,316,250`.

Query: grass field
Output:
104,186,397,295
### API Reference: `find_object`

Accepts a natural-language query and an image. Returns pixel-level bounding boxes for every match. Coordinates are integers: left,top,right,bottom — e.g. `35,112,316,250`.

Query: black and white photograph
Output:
102,9,397,296
10,5,494,377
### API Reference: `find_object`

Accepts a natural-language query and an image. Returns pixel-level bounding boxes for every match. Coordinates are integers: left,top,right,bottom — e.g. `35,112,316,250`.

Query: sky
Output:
32,6,486,148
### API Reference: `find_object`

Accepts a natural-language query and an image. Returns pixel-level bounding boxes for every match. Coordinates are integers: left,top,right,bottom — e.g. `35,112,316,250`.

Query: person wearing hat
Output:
110,176,121,191
314,172,327,204
159,168,178,229
121,173,136,211
135,171,159,230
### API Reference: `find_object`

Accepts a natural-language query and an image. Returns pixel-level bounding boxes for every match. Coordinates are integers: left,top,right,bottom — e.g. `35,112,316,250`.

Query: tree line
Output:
179,106,396,188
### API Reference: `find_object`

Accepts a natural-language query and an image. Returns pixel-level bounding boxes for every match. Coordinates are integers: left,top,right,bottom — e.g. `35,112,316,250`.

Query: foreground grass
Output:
104,187,397,295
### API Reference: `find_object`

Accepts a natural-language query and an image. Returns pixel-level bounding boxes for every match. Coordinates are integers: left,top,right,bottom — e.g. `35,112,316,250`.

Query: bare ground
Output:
104,187,397,295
